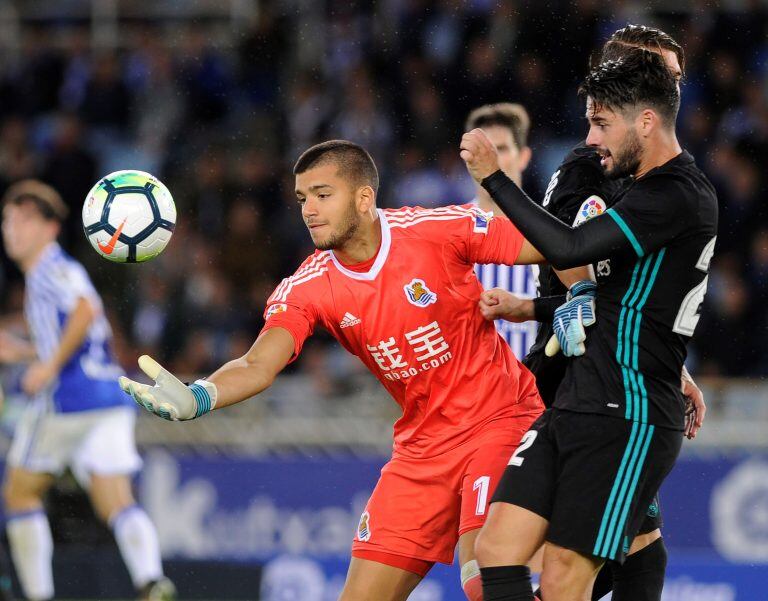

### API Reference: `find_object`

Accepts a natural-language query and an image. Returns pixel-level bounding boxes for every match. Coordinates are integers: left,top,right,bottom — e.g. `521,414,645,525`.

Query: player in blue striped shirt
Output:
466,103,540,361
0,181,175,601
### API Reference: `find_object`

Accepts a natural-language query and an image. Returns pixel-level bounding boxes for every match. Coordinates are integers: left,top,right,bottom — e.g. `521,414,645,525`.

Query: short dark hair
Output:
579,48,680,127
465,103,531,149
293,140,379,194
2,179,68,222
600,24,685,76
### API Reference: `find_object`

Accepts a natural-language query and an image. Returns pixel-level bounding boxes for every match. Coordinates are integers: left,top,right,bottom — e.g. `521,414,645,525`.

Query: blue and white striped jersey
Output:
472,198,539,358
24,243,128,413
475,261,539,360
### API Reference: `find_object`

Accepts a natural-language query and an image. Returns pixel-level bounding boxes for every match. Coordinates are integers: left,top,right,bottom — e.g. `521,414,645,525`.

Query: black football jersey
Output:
553,151,718,429
525,146,623,405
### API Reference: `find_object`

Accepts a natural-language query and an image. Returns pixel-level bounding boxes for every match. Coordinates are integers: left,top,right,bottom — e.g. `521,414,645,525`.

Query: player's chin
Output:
311,232,335,251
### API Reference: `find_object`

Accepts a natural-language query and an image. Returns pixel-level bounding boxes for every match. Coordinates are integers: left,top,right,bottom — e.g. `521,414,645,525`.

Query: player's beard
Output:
605,128,643,180
314,201,361,251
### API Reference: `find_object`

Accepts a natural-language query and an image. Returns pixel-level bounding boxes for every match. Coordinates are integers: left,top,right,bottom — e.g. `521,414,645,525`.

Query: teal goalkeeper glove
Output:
545,280,597,358
118,355,217,421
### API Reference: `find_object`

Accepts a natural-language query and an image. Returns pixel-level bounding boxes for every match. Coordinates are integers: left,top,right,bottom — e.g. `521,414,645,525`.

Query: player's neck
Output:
635,133,683,179
19,242,52,273
334,215,382,265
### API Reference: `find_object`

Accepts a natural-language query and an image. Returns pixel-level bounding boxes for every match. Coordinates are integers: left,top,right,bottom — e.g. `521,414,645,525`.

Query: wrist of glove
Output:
119,355,218,421
567,280,597,301
187,380,218,418
545,280,597,358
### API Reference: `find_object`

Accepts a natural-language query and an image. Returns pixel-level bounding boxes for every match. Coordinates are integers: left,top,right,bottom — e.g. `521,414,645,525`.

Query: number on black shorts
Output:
508,430,538,467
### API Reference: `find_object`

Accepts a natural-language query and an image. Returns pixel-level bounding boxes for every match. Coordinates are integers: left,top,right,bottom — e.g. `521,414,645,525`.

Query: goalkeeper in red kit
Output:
120,140,592,600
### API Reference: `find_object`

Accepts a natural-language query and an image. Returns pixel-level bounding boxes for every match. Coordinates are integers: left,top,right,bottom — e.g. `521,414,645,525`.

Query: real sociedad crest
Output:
357,511,372,542
403,278,437,307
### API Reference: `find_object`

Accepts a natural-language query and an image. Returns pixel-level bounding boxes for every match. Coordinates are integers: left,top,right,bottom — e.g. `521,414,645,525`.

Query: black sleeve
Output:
607,176,690,256
544,153,612,226
481,170,633,269
533,295,566,322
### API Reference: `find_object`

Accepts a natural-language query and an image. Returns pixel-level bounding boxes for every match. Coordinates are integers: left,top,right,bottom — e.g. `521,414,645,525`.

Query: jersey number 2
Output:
508,430,538,467
673,236,716,336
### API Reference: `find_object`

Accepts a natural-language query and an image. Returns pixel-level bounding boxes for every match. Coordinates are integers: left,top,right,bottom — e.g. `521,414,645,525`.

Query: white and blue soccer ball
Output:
82,170,176,263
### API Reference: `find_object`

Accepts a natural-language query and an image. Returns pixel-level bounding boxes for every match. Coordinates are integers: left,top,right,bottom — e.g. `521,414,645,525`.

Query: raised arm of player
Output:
461,129,631,269
119,327,295,421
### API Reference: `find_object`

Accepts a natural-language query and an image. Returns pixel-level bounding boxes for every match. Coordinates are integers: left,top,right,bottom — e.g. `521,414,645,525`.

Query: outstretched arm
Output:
207,327,295,408
120,327,295,420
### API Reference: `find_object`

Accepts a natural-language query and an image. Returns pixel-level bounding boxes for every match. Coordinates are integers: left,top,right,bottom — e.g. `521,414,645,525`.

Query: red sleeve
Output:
450,205,525,266
261,279,319,363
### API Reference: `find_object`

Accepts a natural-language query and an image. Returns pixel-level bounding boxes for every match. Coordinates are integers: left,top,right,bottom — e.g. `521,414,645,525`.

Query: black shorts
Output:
638,492,663,535
492,407,681,563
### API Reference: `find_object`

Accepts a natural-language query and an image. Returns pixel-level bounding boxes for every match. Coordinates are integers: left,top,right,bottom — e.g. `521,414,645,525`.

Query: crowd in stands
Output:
1,2,766,382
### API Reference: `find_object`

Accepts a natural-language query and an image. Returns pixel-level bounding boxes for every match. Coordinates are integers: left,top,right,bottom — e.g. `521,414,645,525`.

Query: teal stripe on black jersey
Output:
617,260,644,418
633,250,666,423
615,249,666,422
617,253,654,421
607,208,643,257
593,422,655,559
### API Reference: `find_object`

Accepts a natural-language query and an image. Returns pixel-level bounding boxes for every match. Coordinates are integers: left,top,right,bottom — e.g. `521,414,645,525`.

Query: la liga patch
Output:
573,195,606,226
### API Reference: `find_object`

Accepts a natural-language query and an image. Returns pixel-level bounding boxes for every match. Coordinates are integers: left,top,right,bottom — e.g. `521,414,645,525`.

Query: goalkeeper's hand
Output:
545,280,597,357
118,355,217,421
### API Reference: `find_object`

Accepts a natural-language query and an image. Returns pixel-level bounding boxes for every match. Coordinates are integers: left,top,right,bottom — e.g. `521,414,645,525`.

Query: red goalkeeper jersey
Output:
262,205,543,457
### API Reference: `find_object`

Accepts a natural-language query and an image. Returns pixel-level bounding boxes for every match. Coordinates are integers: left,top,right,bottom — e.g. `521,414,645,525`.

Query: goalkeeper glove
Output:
118,355,217,421
545,280,597,357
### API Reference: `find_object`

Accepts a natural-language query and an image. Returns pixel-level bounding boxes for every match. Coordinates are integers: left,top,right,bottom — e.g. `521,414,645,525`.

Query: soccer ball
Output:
83,170,176,263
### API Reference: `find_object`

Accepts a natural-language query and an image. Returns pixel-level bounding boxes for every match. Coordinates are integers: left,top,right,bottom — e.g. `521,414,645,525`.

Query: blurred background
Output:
0,0,765,599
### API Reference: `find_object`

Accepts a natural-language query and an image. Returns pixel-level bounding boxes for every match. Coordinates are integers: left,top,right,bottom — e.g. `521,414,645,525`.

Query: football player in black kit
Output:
461,47,718,601
477,26,705,601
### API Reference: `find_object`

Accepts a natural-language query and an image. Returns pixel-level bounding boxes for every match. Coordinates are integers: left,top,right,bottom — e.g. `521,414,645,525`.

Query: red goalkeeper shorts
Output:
351,409,540,568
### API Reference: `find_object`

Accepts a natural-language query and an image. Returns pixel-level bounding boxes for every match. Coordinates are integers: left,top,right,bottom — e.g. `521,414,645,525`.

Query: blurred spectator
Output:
0,117,37,187
219,197,280,294
79,52,132,130
15,28,65,117
696,261,755,376
41,113,97,243
177,26,233,125
330,68,394,166
238,8,287,108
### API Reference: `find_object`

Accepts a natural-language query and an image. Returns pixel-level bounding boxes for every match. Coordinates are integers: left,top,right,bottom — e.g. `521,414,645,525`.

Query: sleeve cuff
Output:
533,295,567,323
481,170,512,195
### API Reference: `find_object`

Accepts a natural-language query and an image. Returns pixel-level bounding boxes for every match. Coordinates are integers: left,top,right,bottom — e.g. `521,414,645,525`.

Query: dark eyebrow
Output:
585,113,608,124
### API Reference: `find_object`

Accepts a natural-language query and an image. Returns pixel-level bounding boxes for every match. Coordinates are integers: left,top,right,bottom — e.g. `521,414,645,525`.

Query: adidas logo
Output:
340,312,361,328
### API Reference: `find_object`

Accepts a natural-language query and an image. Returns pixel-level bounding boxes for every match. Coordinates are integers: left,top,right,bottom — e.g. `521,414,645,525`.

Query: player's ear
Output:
357,185,375,213
518,146,533,173
639,109,656,137
48,220,62,240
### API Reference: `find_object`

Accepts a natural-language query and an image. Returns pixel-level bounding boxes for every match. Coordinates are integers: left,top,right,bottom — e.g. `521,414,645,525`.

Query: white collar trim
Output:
330,209,391,281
